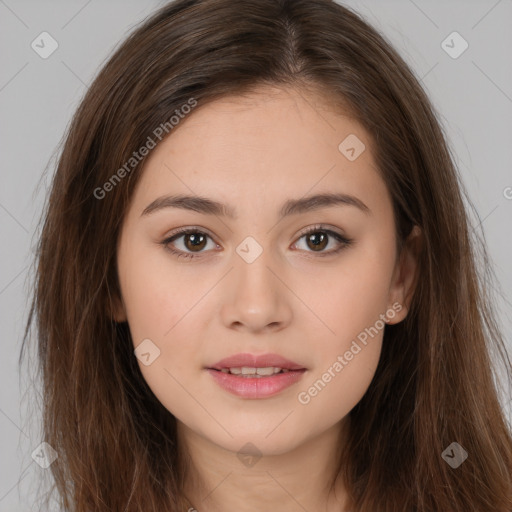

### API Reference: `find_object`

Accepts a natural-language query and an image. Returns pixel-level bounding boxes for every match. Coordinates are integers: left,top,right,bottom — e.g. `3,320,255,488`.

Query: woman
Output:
21,0,512,510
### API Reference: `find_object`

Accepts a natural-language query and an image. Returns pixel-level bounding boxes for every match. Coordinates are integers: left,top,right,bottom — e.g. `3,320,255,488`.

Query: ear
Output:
386,225,422,325
110,293,127,323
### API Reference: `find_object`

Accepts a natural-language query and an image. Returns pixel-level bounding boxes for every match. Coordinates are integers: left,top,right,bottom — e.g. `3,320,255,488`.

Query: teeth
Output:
221,367,289,376
255,367,276,376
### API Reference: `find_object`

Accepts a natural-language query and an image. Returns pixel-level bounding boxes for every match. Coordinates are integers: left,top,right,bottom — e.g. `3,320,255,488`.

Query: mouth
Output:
207,352,306,372
209,366,299,377
205,353,307,398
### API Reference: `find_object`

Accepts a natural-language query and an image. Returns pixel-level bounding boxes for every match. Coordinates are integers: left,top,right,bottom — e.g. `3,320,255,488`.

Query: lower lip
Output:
206,369,307,399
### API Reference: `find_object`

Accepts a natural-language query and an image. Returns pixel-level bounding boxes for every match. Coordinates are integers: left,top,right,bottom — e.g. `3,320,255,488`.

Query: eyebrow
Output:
140,192,371,219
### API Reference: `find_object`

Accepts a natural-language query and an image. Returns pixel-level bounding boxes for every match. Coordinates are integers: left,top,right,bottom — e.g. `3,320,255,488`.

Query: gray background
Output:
1,0,511,510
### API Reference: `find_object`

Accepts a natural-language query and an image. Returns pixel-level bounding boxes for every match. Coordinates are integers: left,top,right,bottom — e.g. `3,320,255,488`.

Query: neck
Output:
178,418,350,512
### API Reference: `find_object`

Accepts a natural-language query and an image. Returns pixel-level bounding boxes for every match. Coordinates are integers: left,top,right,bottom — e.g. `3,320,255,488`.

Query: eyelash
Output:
160,224,353,261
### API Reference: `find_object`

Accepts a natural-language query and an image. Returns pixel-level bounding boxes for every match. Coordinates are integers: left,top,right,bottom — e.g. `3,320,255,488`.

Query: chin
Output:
205,427,306,457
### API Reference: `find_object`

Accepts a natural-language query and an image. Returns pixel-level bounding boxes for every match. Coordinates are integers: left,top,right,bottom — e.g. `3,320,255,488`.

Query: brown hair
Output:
20,0,512,510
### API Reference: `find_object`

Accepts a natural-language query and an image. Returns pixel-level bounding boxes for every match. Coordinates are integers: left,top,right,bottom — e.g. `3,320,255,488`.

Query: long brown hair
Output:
20,0,512,510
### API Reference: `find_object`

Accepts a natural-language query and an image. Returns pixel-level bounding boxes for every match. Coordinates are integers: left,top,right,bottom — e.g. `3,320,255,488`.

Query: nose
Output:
220,247,293,334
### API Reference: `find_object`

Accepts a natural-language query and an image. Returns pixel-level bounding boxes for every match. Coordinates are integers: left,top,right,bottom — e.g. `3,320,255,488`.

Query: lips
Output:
207,352,306,371
205,352,307,399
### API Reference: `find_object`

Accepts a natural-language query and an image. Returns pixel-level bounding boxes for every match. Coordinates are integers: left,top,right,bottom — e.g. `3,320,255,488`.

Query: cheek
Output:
302,248,393,353
295,335,382,434
292,248,391,418
118,242,204,342
117,242,217,407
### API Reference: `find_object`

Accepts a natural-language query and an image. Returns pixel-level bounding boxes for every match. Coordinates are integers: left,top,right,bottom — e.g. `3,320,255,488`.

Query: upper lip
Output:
207,353,306,371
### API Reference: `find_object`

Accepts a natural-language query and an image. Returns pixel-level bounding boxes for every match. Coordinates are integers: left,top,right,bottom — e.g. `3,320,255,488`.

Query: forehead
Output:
129,85,389,220
168,85,361,148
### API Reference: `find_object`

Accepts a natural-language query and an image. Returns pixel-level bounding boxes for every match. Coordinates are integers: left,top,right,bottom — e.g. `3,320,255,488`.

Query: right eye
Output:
161,228,219,260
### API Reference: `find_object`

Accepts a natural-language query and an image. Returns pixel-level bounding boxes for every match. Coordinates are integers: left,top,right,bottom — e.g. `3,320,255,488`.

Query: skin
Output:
113,85,422,511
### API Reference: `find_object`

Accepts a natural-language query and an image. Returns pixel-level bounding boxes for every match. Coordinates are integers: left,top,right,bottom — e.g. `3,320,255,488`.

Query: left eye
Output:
161,226,353,260
293,230,351,255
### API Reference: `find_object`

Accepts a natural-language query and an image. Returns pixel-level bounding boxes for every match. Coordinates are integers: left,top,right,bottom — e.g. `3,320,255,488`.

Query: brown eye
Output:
294,226,353,257
161,229,217,260
182,232,208,252
304,231,328,252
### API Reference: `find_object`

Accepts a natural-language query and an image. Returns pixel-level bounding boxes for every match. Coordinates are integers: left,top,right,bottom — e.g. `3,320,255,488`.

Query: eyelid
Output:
295,223,345,238
163,225,216,240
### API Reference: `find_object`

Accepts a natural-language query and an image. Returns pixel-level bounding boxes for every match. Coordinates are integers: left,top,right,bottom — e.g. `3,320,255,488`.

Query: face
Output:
113,85,419,457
